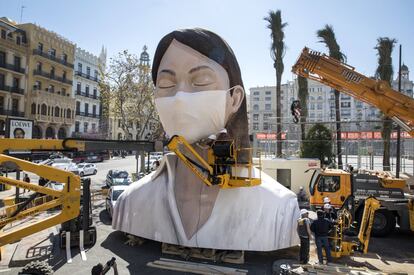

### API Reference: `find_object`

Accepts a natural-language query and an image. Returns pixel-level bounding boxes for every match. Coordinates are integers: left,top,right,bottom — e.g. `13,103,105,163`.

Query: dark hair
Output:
317,210,324,218
13,127,25,136
152,28,250,161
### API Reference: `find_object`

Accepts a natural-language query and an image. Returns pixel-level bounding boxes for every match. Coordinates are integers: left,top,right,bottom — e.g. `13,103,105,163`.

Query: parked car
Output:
105,185,128,218
77,163,97,177
105,170,131,187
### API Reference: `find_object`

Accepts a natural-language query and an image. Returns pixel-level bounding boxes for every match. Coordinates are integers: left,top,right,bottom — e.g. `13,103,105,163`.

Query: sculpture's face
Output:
154,39,244,130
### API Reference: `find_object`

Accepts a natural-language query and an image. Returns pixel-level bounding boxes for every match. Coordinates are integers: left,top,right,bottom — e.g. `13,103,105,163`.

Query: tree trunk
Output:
334,90,343,169
300,119,306,142
382,116,392,171
276,74,282,157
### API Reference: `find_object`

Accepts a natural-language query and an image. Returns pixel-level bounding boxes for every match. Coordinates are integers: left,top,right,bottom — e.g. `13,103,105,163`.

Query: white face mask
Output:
155,89,230,144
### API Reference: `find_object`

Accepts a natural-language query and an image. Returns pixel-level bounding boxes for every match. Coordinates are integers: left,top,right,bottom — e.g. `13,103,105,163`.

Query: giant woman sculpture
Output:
113,28,300,251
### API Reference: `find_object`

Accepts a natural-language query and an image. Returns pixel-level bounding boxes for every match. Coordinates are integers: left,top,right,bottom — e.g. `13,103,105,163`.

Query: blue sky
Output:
1,0,413,91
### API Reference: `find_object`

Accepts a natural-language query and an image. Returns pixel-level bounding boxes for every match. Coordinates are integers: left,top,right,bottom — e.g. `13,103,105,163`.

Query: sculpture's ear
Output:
227,85,244,115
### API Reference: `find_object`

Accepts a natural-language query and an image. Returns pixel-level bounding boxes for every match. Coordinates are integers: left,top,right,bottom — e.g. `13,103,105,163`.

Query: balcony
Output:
33,69,73,86
32,87,71,98
32,49,74,69
0,62,25,74
75,89,98,99
74,71,99,82
0,109,25,117
32,113,74,125
76,111,100,119
0,85,25,95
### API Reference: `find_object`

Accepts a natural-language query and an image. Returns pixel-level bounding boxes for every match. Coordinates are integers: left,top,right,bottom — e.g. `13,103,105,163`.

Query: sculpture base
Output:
161,243,244,264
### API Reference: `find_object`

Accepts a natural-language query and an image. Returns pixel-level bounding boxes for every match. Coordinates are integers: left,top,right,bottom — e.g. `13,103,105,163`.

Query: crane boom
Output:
292,47,414,136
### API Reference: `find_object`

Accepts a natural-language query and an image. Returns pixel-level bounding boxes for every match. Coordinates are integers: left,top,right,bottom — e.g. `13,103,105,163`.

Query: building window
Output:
317,103,323,110
341,102,351,108
67,108,71,118
263,113,273,121
263,122,269,130
93,88,97,98
36,62,42,72
85,85,89,96
38,42,43,51
62,53,67,62
50,67,55,78
253,123,259,130
253,91,259,95
62,88,66,96
49,48,56,57
253,104,259,111
0,96,3,111
77,82,81,93
92,105,96,116
1,30,6,39
310,103,315,110
48,85,54,93
265,104,271,110
92,123,96,132
253,97,259,101
14,56,21,69
118,119,121,127
94,70,98,79
31,103,36,114
75,121,80,132
85,103,89,115
0,73,5,87
265,91,271,95
12,98,18,111
265,97,271,101
78,63,82,72
41,104,47,115
86,66,90,76
16,36,21,45
0,51,5,65
84,122,88,133
13,77,19,89
55,107,60,117
62,71,66,81
253,114,259,121
76,101,80,114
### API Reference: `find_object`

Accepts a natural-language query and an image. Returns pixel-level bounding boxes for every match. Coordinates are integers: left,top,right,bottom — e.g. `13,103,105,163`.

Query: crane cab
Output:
309,169,352,210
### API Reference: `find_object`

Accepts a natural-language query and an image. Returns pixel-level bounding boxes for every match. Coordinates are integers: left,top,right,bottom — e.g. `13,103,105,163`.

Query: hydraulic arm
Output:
292,47,414,136
166,135,261,189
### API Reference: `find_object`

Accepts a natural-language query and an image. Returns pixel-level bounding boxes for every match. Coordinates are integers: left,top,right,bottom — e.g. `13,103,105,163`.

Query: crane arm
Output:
0,138,154,247
292,47,414,136
356,197,381,253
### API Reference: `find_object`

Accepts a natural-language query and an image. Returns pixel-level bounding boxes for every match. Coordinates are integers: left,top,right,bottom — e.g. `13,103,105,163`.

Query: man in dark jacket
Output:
311,210,333,264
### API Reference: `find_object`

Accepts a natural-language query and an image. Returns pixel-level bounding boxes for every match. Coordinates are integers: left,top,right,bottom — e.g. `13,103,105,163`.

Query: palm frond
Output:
316,24,346,62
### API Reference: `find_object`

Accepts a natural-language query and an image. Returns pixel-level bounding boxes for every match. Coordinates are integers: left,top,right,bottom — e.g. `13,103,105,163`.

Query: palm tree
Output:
297,76,308,142
264,10,287,157
317,25,346,169
375,37,397,171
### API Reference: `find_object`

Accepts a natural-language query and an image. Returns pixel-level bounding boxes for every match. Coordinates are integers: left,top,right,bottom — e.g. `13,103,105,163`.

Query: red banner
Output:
256,133,286,140
339,131,412,140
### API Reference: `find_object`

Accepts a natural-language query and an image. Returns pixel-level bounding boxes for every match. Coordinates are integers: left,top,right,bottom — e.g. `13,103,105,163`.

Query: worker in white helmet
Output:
323,203,337,222
297,208,313,264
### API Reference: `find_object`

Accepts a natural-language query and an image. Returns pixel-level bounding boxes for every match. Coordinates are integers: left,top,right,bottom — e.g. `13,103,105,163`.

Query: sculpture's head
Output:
152,28,250,161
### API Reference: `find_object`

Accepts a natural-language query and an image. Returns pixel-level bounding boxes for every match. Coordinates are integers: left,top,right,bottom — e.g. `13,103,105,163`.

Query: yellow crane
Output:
292,47,414,136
